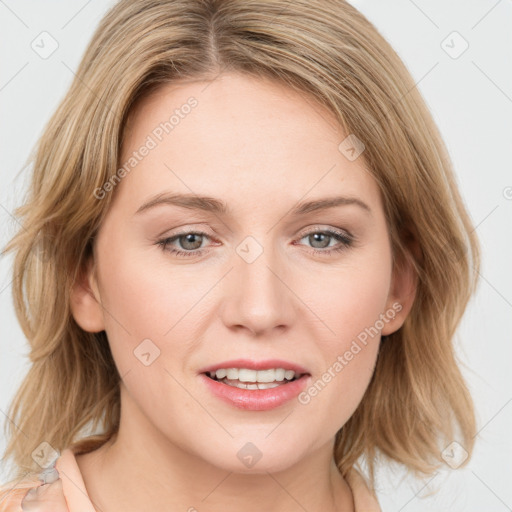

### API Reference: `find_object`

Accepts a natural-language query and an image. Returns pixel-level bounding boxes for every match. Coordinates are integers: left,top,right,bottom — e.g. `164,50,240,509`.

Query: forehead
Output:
115,72,381,215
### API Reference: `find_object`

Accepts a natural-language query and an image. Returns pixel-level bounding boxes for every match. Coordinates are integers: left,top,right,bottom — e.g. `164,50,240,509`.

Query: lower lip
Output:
199,374,311,411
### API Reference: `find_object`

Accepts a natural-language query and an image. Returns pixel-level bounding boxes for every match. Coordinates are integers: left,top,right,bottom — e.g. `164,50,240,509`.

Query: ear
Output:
381,238,419,336
69,252,105,333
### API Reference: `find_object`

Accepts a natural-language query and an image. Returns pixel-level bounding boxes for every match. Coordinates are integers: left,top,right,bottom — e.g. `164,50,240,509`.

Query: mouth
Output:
203,367,307,390
198,359,311,410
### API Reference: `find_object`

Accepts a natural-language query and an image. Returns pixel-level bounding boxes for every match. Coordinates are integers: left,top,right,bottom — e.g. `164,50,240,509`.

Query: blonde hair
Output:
1,0,479,493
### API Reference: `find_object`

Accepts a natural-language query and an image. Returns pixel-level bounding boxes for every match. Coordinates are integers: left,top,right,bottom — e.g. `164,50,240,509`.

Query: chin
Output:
196,437,309,475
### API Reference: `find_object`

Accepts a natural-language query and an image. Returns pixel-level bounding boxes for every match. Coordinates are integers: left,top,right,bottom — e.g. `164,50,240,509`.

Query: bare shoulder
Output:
0,474,41,511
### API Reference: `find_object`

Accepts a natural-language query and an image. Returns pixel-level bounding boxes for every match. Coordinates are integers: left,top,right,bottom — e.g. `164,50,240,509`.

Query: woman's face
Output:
72,72,414,473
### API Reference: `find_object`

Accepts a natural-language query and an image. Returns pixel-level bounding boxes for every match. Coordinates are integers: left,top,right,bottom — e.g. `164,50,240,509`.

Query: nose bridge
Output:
221,234,295,335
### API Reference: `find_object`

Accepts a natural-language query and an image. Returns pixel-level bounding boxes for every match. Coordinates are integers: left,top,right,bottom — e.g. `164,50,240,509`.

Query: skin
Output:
70,72,416,512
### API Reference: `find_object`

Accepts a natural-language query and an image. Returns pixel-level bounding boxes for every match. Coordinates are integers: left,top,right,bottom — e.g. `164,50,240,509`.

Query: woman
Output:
0,0,479,510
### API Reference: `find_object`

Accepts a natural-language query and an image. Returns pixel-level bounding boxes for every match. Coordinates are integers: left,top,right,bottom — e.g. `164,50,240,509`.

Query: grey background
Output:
1,0,511,509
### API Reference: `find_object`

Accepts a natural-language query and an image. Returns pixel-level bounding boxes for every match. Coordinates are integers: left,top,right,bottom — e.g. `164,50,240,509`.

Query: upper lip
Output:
198,359,310,375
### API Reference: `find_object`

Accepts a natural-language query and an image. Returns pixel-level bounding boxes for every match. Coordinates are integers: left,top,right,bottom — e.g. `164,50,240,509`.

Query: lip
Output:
197,358,310,375
200,373,311,411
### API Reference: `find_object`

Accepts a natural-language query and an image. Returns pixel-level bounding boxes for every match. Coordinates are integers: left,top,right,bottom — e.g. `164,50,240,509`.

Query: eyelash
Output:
156,228,354,259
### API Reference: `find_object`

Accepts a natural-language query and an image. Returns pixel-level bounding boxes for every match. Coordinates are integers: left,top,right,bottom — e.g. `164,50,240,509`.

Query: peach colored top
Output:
0,447,381,511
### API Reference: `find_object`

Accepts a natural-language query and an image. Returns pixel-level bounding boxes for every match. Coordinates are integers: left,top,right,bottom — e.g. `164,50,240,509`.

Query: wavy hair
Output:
1,0,479,493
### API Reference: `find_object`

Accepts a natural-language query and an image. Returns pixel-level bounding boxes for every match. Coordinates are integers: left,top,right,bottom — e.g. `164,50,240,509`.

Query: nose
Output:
219,240,297,337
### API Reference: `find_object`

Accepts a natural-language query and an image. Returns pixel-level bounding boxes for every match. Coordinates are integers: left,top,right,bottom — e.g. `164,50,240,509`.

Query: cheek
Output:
304,251,391,349
94,251,203,430
295,254,391,428
98,243,205,339
96,248,232,423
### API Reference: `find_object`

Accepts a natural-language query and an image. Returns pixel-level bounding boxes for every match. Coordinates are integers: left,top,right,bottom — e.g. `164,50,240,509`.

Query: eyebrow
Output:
134,192,372,217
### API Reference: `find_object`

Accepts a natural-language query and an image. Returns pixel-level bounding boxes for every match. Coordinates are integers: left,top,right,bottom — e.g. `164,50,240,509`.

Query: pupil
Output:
311,233,329,248
181,234,202,250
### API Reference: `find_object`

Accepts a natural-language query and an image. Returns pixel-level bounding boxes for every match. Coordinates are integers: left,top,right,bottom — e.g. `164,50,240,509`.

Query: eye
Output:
294,228,354,256
156,227,354,259
157,230,213,258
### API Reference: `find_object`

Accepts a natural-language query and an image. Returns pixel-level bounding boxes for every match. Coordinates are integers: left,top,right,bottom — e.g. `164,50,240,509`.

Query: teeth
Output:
238,368,257,382
210,367,299,383
226,368,239,380
215,368,227,379
223,380,283,390
275,368,285,381
257,382,281,389
284,370,295,380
